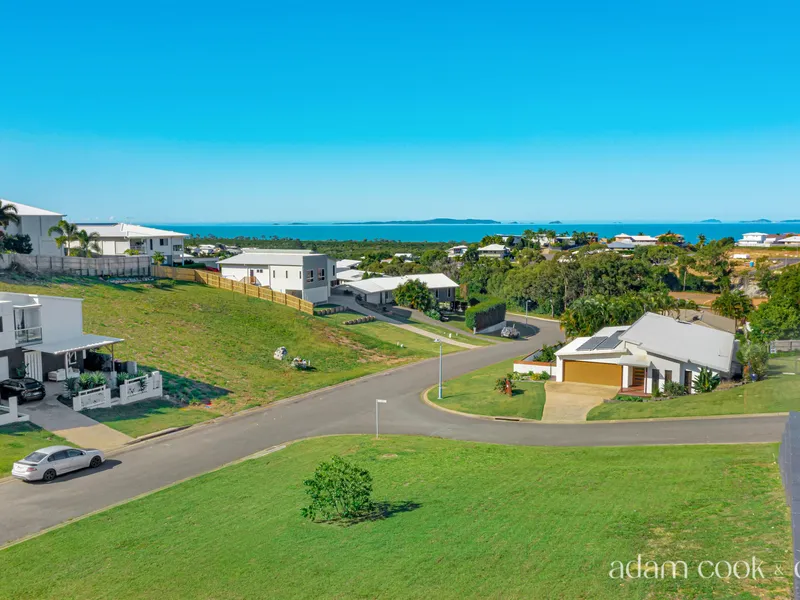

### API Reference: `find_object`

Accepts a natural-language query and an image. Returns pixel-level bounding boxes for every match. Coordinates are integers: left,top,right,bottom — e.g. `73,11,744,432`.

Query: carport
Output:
24,334,124,382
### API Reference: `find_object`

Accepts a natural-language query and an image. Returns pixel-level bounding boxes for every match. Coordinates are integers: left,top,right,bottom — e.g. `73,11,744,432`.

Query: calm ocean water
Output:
146,222,799,245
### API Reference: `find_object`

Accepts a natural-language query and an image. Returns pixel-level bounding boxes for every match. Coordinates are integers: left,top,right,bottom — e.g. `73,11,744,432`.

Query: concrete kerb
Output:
420,385,543,423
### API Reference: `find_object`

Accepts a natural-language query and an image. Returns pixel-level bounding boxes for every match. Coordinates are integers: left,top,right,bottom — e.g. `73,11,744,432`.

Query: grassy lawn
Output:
318,311,461,356
0,436,789,599
407,318,494,346
0,422,68,474
83,399,220,438
443,312,513,341
432,358,547,420
587,352,800,421
0,276,443,417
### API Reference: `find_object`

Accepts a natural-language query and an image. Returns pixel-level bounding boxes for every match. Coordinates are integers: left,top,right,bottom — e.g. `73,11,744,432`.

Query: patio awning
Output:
618,354,651,368
33,334,124,355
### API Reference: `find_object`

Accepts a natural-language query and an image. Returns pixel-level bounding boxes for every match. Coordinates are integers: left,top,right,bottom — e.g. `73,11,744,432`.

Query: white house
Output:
613,233,658,246
737,232,769,247
333,269,367,285
76,223,189,266
336,259,361,272
218,249,335,305
477,244,510,259
552,312,736,394
0,199,65,256
0,291,123,424
607,241,636,251
447,245,469,258
782,235,800,247
341,273,458,306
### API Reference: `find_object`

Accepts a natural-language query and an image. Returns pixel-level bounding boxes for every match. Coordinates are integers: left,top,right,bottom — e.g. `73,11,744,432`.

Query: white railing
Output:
15,326,43,345
120,372,163,405
73,385,112,411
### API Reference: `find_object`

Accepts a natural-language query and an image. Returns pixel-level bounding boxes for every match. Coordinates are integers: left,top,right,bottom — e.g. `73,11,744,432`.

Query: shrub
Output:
537,344,557,363
424,308,442,321
465,298,506,331
0,234,33,254
538,371,551,381
301,456,374,522
693,368,721,393
116,372,133,386
78,371,107,390
616,394,644,403
663,381,687,397
393,279,436,311
495,377,514,394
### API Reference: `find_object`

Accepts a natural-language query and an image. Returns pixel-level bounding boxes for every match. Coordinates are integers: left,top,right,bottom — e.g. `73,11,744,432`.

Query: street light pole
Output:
375,399,387,439
434,339,443,399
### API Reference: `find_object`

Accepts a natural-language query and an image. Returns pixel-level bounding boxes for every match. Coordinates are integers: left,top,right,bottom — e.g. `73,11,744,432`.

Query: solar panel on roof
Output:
596,330,623,350
577,336,607,351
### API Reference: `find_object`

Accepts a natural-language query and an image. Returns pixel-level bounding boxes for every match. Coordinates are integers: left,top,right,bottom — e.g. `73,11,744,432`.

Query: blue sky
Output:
1,1,798,223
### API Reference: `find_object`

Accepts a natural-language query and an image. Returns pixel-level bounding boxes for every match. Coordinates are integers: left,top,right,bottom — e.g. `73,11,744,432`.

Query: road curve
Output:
0,318,787,546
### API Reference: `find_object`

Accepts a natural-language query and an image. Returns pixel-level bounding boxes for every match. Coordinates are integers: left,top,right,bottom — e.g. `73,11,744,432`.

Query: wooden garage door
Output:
563,361,622,386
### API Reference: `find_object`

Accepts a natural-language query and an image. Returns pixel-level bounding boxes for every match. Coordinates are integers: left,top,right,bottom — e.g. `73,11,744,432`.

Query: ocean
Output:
146,222,799,245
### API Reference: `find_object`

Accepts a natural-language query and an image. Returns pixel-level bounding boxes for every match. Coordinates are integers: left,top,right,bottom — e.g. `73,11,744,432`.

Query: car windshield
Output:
23,381,40,389
22,452,47,463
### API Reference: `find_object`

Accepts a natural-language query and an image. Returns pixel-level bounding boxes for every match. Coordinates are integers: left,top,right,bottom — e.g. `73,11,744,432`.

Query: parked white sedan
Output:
12,445,105,482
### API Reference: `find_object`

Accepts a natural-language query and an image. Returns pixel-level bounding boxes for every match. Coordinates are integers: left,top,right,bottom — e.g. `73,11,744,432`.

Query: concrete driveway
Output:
24,398,133,449
542,382,620,423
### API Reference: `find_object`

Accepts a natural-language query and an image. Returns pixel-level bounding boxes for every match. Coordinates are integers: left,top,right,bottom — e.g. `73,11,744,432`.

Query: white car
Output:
12,445,105,482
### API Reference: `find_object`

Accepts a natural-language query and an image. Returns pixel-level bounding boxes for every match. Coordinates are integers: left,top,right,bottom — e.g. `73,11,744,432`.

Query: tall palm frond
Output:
0,202,21,228
76,229,102,257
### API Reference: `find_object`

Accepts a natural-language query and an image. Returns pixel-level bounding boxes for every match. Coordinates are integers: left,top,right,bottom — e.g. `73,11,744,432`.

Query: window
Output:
285,270,288,278
173,245,182,252
159,238,167,246
48,451,68,462
256,269,263,273
317,268,325,280
272,270,276,278
67,351,77,366
0,316,3,333
447,289,452,298
664,370,672,383
149,239,153,250
306,270,314,282
67,449,84,458
651,368,660,391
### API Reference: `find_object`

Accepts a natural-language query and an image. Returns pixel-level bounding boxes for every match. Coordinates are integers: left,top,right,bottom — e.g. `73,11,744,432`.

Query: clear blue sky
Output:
1,1,798,223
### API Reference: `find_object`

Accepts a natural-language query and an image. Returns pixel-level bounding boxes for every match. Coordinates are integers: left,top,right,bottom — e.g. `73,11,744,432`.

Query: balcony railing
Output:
15,327,43,345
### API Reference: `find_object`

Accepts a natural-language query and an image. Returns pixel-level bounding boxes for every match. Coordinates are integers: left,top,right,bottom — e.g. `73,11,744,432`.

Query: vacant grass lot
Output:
406,318,493,346
432,358,547,420
318,310,460,355
0,422,68,474
83,399,220,438
588,353,800,421
0,436,789,599
0,276,447,415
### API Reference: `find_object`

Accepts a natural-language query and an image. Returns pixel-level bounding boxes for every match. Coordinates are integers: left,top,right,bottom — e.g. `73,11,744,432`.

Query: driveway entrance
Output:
542,382,620,423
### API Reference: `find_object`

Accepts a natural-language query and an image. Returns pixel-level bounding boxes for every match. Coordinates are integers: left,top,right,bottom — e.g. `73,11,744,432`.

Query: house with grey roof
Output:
552,312,738,395
218,249,335,304
0,199,65,256
75,223,189,266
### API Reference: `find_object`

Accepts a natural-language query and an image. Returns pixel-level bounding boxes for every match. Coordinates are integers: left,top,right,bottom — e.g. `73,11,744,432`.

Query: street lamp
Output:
375,399,387,439
434,338,444,399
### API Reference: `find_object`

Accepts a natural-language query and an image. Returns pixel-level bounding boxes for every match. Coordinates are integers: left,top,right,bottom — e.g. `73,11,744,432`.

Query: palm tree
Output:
0,202,20,229
75,229,102,257
48,219,80,255
711,290,752,332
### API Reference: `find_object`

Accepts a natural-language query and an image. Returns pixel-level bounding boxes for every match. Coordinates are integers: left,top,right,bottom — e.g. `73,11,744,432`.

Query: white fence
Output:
73,385,112,411
0,253,151,277
0,398,30,426
772,340,800,353
73,372,163,411
120,372,163,405
513,362,557,376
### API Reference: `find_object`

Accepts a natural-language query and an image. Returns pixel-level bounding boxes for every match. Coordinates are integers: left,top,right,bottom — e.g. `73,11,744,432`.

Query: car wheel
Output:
42,469,57,482
90,456,102,468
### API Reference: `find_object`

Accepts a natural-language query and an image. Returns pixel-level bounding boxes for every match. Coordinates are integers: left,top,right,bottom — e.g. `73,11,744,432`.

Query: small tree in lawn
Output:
301,455,374,522
393,279,435,311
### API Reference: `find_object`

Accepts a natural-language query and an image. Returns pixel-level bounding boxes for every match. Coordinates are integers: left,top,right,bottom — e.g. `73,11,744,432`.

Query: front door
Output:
631,367,646,389
24,351,43,382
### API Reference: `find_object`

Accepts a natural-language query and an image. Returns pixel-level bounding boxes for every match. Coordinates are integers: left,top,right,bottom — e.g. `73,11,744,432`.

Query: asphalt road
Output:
0,318,787,546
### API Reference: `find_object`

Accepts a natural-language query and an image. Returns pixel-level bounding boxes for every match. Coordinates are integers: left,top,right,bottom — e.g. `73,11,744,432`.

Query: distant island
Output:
335,218,500,225
699,219,721,223
549,220,563,224
741,219,772,223
782,219,800,223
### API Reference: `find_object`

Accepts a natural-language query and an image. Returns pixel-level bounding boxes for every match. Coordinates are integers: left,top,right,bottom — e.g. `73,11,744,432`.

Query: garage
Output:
562,360,622,387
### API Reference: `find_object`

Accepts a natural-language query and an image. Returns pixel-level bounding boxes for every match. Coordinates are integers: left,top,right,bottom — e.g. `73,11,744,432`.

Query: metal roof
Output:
0,200,64,217
344,273,457,294
34,333,124,355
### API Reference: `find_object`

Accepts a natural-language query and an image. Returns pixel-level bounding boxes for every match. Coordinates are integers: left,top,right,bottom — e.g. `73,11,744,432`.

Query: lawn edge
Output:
421,385,543,423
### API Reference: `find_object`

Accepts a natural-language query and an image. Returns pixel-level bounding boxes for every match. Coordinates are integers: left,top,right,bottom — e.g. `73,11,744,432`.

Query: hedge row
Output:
465,298,506,331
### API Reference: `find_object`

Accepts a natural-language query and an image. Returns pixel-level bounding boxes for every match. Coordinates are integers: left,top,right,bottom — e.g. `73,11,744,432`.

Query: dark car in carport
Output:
0,378,47,403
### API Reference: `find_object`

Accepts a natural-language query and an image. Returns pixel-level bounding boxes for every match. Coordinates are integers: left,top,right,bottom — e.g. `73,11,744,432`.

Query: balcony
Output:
15,326,43,345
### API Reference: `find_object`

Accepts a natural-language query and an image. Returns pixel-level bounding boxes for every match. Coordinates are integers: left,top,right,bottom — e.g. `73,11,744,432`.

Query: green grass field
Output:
81,399,220,438
406,318,494,346
0,436,789,599
0,422,69,474
588,353,800,421
318,310,461,355
0,277,449,418
432,358,547,420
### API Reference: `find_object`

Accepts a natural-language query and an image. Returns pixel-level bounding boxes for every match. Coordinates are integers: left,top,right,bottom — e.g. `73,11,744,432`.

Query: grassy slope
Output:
81,399,221,438
0,436,789,599
588,353,800,421
432,358,546,420
0,422,69,473
318,311,461,355
406,318,493,346
0,277,447,413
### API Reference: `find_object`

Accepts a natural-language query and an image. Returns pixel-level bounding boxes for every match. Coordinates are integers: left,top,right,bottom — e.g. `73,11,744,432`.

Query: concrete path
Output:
542,382,619,423
395,323,477,348
0,318,787,546
24,398,133,450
